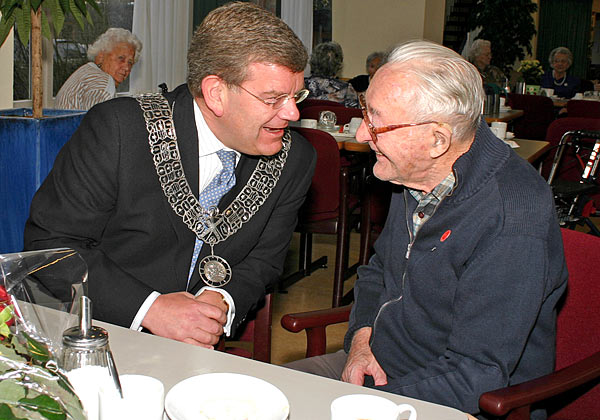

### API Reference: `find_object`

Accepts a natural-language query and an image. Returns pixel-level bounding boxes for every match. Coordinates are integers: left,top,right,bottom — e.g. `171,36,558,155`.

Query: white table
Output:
99,321,467,420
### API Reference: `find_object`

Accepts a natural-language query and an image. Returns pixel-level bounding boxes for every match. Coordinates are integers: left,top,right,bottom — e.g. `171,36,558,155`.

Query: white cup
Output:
331,394,417,420
300,118,318,129
542,88,554,97
343,117,363,135
491,121,507,139
574,93,584,100
499,97,506,108
99,374,164,420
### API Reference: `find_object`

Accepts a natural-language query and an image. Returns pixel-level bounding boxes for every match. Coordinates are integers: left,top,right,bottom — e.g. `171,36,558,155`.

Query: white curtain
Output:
130,0,191,94
281,0,313,76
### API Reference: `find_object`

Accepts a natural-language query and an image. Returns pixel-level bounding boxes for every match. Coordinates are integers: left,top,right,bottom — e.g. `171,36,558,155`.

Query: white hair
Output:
467,39,491,63
87,28,142,63
548,46,573,67
386,39,484,141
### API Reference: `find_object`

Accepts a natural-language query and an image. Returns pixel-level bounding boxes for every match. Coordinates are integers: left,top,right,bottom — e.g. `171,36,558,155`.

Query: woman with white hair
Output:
541,46,581,99
55,28,142,110
468,39,506,88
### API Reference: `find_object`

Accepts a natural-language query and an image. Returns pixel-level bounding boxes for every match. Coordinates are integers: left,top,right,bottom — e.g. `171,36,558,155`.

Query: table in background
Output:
99,320,467,420
512,138,550,163
484,109,524,123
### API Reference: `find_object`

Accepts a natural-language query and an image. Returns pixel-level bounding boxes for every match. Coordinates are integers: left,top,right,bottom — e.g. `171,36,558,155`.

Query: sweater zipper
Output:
371,185,451,340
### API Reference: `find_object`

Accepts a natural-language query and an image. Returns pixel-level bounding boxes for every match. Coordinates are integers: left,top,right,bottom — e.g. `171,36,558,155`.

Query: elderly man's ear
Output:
429,123,453,159
200,75,227,117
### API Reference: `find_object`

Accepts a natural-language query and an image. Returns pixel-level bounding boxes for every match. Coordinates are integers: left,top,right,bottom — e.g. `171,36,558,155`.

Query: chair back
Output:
298,98,345,111
293,127,341,222
507,93,555,140
220,293,272,363
566,99,600,119
301,106,363,125
549,229,600,418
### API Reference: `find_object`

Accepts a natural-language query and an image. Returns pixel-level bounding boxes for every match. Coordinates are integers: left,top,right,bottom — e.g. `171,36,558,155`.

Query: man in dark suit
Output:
24,2,316,348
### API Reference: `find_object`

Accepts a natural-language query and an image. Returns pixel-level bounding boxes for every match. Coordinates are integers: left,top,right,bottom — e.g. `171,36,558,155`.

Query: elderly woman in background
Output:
304,41,358,108
541,47,581,99
349,51,386,93
468,39,506,88
55,28,142,110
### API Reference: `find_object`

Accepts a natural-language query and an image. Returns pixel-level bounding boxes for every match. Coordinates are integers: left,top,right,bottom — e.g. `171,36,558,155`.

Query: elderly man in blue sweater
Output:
287,40,568,419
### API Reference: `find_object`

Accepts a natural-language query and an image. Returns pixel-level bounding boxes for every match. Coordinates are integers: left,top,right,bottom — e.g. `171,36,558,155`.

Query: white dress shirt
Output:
131,98,239,336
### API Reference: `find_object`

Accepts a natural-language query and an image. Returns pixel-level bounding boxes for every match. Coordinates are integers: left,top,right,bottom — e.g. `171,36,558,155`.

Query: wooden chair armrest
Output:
281,305,352,358
480,350,600,417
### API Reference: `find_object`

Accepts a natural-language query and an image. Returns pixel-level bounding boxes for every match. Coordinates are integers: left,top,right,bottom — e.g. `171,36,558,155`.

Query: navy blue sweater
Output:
346,120,568,417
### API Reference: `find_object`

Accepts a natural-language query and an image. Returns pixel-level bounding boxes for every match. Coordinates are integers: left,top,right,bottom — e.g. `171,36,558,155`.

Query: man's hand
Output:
141,292,227,348
341,327,387,386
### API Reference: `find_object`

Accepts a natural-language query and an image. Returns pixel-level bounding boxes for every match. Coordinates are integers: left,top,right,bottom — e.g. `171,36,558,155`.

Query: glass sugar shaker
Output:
61,295,123,397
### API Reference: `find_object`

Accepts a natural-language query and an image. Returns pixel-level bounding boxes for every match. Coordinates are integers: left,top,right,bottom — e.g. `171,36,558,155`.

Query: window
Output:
13,0,134,102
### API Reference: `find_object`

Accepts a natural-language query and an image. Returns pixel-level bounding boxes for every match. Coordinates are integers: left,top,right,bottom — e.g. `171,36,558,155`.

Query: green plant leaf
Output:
57,0,69,14
40,6,51,40
84,0,100,15
18,395,65,420
22,332,50,363
0,378,28,404
0,403,27,420
30,0,42,11
0,0,22,19
73,0,85,15
0,14,16,48
44,0,65,36
67,0,84,30
0,305,12,324
13,1,31,47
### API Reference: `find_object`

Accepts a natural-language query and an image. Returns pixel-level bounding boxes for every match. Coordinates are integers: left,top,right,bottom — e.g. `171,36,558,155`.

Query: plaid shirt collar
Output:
408,172,456,236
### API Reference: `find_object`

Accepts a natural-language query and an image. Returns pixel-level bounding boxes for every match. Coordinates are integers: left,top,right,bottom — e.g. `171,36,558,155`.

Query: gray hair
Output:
366,51,386,71
87,28,142,63
386,40,484,141
310,41,344,78
467,39,491,63
549,46,573,67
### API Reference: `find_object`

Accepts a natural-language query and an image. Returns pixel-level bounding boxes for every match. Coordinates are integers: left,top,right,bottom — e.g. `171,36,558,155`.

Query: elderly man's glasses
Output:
237,85,309,109
358,94,439,142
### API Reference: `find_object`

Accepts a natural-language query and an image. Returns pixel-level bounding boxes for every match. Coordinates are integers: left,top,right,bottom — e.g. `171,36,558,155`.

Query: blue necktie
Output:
187,149,237,288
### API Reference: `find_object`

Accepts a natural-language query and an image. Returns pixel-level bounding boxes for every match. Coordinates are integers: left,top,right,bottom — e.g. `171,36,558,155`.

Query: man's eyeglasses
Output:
358,94,439,142
237,85,309,109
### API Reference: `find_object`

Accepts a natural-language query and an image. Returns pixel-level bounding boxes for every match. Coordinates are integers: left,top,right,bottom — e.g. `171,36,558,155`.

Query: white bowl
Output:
165,373,289,420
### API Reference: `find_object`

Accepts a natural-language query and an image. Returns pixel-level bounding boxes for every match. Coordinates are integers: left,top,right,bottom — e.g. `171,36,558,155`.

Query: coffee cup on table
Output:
331,394,417,420
300,118,318,129
99,374,164,420
574,93,584,100
542,88,554,97
491,121,507,139
343,117,363,135
499,97,506,108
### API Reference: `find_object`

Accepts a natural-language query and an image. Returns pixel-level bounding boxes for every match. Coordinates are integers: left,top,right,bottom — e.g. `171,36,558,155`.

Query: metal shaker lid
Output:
62,295,109,349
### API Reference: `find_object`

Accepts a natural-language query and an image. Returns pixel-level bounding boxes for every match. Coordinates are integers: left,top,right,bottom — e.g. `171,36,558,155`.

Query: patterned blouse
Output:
304,76,359,108
55,62,116,110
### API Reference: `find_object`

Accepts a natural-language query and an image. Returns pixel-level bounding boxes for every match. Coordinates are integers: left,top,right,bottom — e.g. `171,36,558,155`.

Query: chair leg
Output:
332,221,351,307
279,233,328,291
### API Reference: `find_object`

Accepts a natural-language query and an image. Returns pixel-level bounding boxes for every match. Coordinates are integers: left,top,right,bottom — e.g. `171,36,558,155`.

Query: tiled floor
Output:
270,232,360,366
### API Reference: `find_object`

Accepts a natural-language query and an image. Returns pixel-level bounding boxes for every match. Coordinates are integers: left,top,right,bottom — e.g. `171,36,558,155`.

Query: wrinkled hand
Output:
341,327,387,386
141,292,227,348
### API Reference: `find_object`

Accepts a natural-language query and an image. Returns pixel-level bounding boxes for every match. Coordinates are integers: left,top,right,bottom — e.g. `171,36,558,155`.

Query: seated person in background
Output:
349,51,386,93
25,2,316,348
305,41,359,108
541,47,581,99
468,39,506,88
286,40,567,419
55,28,142,110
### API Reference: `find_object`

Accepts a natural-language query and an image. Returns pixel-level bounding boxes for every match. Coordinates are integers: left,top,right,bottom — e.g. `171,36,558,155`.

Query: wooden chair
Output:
300,105,363,125
280,127,361,307
507,93,555,140
479,228,600,419
218,293,273,363
566,99,600,118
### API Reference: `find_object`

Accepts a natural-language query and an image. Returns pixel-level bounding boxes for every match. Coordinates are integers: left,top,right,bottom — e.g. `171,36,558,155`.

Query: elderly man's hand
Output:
142,292,227,348
341,327,387,386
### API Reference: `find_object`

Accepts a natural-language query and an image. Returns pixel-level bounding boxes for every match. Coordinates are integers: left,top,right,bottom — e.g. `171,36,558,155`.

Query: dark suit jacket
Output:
24,84,316,333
